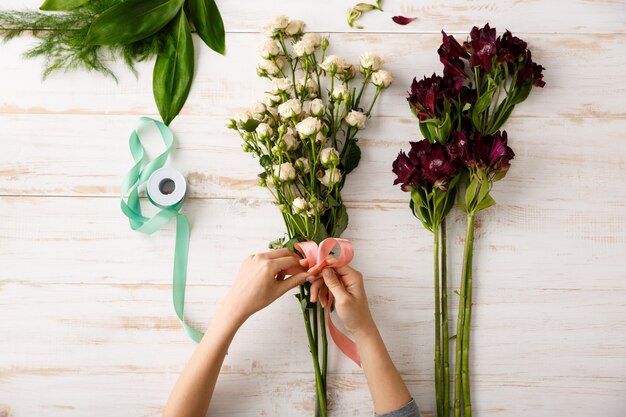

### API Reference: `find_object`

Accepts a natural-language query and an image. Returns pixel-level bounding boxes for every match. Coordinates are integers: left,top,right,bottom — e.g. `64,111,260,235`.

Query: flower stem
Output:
441,219,451,417
461,214,475,417
433,226,443,417
320,305,328,397
302,303,328,417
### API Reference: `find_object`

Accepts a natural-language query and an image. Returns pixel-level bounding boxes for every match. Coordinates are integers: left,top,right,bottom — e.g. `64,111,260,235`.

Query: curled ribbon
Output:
294,238,361,367
120,117,203,343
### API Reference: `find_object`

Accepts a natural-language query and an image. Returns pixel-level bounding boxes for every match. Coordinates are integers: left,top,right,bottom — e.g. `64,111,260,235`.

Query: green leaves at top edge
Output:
85,0,184,45
188,0,226,55
153,9,195,125
40,0,90,11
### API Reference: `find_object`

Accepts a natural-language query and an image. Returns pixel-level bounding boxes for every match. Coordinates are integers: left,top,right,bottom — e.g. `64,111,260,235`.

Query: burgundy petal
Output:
392,16,417,25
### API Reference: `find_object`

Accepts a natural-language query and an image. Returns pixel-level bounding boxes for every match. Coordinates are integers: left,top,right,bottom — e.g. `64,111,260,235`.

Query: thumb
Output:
279,271,309,293
322,268,348,301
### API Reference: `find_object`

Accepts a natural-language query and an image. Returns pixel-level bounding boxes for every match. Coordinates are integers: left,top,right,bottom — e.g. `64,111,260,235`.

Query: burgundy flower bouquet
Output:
393,24,544,417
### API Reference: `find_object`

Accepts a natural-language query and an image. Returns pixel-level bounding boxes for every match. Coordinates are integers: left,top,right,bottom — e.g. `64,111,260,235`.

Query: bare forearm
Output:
355,324,412,415
163,302,246,417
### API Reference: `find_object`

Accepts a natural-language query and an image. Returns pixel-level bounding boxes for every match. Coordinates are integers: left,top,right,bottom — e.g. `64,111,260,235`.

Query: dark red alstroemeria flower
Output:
517,50,546,88
420,144,459,190
407,74,460,121
488,130,515,173
446,130,472,165
465,23,497,72
496,30,528,64
440,31,470,59
392,150,421,191
460,130,515,174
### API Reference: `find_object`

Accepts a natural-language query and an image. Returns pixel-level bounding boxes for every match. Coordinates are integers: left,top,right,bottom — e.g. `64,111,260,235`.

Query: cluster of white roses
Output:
229,16,392,225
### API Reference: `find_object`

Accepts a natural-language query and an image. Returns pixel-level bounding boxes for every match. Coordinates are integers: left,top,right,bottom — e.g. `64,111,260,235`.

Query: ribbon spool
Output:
120,117,203,343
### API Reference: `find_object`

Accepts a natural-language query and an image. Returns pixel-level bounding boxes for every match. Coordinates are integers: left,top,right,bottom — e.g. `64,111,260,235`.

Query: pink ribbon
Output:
294,238,361,367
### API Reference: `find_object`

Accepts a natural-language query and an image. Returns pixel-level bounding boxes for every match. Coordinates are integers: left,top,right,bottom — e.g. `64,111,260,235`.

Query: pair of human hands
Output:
221,248,375,338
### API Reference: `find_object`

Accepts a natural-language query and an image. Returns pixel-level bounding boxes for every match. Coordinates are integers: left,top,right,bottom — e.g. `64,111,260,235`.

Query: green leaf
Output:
313,222,329,243
464,178,479,210
510,81,533,105
471,86,496,131
188,0,225,54
418,122,431,142
86,0,184,45
343,142,361,175
331,204,349,237
40,0,89,11
153,9,195,125
259,155,271,168
242,119,261,132
475,193,496,212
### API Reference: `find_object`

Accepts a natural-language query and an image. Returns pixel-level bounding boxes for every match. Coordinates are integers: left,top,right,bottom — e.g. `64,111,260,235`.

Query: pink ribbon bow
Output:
294,238,361,367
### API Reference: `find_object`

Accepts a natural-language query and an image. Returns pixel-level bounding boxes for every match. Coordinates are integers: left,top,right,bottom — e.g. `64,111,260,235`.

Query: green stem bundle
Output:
454,214,475,417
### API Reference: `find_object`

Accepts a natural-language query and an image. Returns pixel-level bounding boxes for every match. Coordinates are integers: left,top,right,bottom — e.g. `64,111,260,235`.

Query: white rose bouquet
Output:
228,16,391,417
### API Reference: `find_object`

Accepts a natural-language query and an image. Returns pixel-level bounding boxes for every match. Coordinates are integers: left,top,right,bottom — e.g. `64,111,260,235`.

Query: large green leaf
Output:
188,0,225,55
153,10,195,125
331,204,349,237
86,0,184,45
40,0,89,11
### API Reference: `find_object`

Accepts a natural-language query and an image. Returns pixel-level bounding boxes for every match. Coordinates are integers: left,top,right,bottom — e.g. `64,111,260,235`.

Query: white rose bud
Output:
251,102,267,120
372,69,393,88
345,110,367,129
264,93,281,107
293,39,315,57
319,55,348,74
269,77,293,94
320,147,340,167
308,98,325,117
277,98,302,119
262,15,289,38
273,162,296,182
331,84,348,100
259,40,280,59
302,33,322,47
255,122,273,139
359,53,383,72
292,197,309,214
319,167,342,187
285,19,305,36
257,58,283,77
295,157,310,173
297,76,318,98
295,116,322,137
281,133,299,150
235,110,252,128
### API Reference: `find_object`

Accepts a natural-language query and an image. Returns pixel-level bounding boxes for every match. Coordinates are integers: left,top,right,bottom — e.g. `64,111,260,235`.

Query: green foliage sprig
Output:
0,0,226,125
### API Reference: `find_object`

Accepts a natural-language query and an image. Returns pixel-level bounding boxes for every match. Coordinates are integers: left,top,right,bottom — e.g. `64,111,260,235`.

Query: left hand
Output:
221,249,310,322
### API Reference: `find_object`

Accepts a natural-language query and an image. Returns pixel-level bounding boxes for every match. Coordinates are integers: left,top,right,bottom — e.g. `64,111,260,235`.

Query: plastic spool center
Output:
159,178,176,195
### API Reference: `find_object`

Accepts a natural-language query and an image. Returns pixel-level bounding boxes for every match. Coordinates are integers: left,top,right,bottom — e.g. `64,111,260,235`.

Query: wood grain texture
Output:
1,0,626,416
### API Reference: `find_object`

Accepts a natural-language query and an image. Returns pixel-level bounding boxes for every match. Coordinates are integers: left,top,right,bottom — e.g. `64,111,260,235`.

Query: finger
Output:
269,256,302,275
263,248,296,259
319,285,329,308
282,264,307,276
309,278,324,303
278,271,309,293
322,268,349,302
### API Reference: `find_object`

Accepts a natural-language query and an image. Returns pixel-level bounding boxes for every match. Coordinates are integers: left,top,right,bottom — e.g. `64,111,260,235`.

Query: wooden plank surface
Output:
1,0,626,416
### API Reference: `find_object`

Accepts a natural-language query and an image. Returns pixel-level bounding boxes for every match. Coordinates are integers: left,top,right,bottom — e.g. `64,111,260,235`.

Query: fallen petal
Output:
392,15,417,25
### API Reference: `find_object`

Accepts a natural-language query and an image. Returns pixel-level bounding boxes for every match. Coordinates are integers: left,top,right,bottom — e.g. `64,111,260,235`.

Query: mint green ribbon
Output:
120,117,203,343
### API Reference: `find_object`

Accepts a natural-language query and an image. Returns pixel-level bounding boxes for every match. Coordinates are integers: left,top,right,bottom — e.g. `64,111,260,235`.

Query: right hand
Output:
308,257,376,338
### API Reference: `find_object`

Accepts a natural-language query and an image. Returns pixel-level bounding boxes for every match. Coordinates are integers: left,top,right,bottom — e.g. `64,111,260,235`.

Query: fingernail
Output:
322,269,332,278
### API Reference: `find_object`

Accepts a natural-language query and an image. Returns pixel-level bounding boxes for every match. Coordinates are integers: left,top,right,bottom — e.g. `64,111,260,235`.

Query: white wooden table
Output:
1,1,625,416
